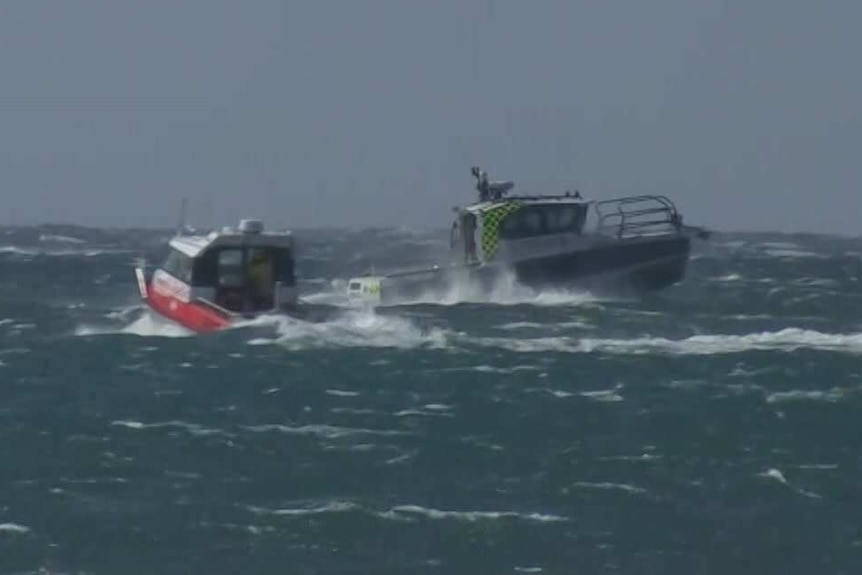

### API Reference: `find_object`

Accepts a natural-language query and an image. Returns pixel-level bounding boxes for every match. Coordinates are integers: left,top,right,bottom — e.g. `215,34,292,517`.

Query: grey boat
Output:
347,166,710,305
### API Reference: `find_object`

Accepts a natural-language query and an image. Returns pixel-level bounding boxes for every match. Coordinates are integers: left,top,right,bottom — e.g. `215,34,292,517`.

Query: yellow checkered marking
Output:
480,203,521,261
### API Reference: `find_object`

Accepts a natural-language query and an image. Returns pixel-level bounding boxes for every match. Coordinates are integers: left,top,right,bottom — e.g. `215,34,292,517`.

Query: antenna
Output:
175,198,188,237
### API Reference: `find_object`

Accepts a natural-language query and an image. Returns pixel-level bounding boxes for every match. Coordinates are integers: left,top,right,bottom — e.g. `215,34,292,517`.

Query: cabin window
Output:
219,249,243,267
499,204,588,240
522,209,544,235
217,249,244,287
161,249,193,283
499,212,521,238
192,250,217,287
545,206,578,234
499,207,545,240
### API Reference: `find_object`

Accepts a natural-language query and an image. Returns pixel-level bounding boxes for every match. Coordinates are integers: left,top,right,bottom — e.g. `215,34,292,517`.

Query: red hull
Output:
144,282,232,333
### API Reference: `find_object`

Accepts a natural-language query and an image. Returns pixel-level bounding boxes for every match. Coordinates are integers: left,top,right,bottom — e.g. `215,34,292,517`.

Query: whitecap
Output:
468,328,862,356
240,423,410,438
110,419,230,437
325,389,360,397
247,501,359,516
757,468,821,499
384,504,567,523
246,308,451,351
0,523,30,534
75,311,193,338
39,233,85,244
766,388,847,403
307,268,607,309
569,481,647,495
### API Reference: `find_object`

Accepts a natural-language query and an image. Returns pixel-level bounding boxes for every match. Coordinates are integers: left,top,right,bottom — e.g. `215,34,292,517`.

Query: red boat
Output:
134,218,299,333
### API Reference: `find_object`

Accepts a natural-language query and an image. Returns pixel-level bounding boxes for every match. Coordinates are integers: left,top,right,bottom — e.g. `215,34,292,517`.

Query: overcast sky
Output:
1,0,860,234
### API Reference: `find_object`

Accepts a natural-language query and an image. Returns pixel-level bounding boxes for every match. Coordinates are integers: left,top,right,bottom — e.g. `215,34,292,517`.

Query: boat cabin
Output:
152,219,297,315
450,193,591,265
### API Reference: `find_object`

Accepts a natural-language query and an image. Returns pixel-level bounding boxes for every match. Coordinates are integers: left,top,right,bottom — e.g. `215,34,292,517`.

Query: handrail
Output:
593,195,682,239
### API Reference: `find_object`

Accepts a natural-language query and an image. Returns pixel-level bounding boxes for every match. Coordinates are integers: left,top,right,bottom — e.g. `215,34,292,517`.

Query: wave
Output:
244,309,450,350
762,248,826,259
73,304,452,350
39,233,86,244
0,244,132,258
468,327,862,356
246,501,567,523
72,304,862,357
406,269,609,307
765,388,851,404
305,269,608,309
74,309,193,338
0,522,30,534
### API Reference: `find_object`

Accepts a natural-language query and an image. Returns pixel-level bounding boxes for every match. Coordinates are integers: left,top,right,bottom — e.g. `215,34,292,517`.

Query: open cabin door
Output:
203,246,294,314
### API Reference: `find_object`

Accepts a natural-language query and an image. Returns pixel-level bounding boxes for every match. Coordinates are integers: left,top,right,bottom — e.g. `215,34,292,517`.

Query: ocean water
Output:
1,225,861,574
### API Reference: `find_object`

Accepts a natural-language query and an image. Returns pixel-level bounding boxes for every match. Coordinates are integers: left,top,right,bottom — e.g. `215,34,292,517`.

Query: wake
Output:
303,270,610,308
71,304,862,357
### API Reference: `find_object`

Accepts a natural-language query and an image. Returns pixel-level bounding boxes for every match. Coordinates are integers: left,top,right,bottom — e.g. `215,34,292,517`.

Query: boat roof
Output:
463,167,593,215
460,194,592,216
168,219,293,258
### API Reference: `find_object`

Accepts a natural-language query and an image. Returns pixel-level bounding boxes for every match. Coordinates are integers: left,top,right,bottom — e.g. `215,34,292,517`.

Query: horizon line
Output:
1,220,860,240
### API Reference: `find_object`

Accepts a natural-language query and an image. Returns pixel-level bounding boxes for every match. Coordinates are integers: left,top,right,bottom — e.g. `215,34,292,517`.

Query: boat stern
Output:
346,276,385,305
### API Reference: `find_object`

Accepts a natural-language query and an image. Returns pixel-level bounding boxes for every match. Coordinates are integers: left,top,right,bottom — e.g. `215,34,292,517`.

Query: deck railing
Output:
593,195,682,239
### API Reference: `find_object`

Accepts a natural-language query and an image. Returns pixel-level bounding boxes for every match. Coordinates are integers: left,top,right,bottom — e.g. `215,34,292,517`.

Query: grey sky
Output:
1,1,860,234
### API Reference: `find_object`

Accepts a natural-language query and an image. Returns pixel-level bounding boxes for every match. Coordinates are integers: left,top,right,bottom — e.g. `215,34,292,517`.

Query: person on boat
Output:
471,166,491,202
248,250,274,309
462,213,478,264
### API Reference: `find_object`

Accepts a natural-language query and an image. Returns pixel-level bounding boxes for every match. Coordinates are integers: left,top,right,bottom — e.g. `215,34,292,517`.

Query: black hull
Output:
513,234,691,294
376,234,692,304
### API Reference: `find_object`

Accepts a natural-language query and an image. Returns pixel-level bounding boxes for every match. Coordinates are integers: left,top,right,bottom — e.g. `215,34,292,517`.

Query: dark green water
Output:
1,226,861,574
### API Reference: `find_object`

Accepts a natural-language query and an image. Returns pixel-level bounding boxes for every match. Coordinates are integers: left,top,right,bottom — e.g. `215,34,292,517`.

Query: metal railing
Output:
593,195,683,239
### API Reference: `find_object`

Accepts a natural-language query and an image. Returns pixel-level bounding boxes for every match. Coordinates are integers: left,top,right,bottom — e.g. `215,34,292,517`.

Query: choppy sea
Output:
1,224,861,574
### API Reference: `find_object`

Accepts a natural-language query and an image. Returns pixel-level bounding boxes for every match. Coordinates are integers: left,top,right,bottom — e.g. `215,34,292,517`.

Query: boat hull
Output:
143,281,233,333
140,278,323,334
512,234,691,294
352,233,692,305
